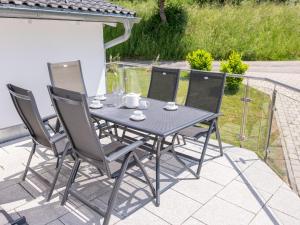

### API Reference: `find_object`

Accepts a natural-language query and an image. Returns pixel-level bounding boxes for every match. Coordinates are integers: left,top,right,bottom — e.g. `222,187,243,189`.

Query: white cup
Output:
94,94,105,100
133,110,143,117
92,100,102,107
166,102,176,108
139,100,150,110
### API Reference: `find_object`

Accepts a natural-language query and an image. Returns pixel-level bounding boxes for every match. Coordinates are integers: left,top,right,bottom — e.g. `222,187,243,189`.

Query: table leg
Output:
196,119,216,176
155,137,163,207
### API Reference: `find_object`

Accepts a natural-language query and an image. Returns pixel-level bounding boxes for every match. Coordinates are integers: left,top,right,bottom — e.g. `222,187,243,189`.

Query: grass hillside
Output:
105,1,300,60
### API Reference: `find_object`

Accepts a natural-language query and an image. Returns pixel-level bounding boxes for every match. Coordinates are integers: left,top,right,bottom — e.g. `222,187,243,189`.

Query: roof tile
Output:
0,0,136,17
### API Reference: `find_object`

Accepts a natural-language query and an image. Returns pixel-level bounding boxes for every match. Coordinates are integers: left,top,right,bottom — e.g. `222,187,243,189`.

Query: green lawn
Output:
105,1,300,60
106,66,286,179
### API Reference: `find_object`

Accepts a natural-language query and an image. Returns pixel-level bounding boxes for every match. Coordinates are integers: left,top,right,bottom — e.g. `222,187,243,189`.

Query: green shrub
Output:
105,1,188,60
220,51,248,93
186,49,213,71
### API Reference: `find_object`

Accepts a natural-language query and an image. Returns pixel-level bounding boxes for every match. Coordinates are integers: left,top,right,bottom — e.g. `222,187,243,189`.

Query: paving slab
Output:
0,209,20,225
14,194,79,225
46,219,65,225
217,180,271,213
193,197,255,225
59,203,120,225
200,161,240,186
182,217,207,225
0,183,33,212
1,136,300,225
235,162,283,194
249,206,300,225
172,176,223,204
267,187,300,220
115,208,169,225
145,189,201,225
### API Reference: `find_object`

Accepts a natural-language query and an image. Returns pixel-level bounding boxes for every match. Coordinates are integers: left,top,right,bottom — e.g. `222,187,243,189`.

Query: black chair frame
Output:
173,71,226,178
7,84,71,201
48,86,155,225
147,66,180,102
48,60,114,140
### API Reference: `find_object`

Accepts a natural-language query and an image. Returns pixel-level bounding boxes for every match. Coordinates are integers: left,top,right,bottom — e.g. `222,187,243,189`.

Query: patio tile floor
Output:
1,137,300,225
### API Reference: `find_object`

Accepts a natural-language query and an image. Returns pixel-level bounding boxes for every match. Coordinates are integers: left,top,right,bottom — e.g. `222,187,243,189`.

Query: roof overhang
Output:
0,4,140,23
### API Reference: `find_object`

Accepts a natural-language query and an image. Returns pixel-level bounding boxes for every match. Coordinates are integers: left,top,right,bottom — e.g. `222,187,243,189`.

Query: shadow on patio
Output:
1,136,300,225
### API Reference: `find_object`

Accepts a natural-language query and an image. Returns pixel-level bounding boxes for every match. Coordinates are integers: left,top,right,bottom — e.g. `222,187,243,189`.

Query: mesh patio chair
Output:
7,84,72,201
171,71,226,177
48,60,113,139
48,86,155,225
47,60,87,94
121,66,181,146
47,60,85,132
147,66,180,102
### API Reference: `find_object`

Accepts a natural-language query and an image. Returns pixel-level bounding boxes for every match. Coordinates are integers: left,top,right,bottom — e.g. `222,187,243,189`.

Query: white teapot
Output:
122,93,141,108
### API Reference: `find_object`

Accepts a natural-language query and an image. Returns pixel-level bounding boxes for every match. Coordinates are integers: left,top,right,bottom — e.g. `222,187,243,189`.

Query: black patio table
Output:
90,95,217,207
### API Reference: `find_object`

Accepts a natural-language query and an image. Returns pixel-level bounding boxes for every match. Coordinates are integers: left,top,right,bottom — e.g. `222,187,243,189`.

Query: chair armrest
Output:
50,132,67,144
42,114,57,123
106,138,149,162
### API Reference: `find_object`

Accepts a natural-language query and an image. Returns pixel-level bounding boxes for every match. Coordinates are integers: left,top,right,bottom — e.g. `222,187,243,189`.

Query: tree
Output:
158,0,167,23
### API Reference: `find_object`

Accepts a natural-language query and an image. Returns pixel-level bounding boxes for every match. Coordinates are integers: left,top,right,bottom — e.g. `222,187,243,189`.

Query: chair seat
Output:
179,126,212,139
53,136,70,155
103,141,148,178
103,141,126,156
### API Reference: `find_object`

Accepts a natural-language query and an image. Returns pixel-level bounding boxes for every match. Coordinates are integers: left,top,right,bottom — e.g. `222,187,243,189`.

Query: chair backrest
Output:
47,60,87,94
185,70,226,113
48,86,106,164
147,67,180,102
7,84,51,147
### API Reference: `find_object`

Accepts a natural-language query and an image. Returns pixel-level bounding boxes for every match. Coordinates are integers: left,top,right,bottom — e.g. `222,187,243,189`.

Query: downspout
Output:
103,18,139,91
100,19,139,95
104,19,137,49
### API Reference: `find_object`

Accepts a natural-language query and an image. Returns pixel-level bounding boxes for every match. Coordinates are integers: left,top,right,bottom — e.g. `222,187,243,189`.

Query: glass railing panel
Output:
269,86,300,183
266,100,288,183
241,78,273,157
217,79,246,148
176,70,189,105
105,62,297,184
123,66,151,96
106,63,125,93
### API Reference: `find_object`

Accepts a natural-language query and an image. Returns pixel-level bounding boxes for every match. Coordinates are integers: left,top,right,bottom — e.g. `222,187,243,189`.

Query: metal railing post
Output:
264,88,277,161
122,64,128,93
239,78,251,147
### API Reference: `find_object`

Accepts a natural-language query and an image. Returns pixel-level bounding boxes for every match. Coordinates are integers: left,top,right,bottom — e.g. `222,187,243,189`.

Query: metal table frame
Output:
90,96,217,207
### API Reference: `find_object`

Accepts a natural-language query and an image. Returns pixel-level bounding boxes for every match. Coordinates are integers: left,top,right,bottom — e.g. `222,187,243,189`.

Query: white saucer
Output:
130,114,146,121
89,103,103,109
164,105,178,111
94,96,106,101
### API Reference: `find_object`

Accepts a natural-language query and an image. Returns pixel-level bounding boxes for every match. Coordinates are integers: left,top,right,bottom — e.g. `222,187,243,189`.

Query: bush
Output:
186,49,213,71
220,51,248,93
105,1,188,60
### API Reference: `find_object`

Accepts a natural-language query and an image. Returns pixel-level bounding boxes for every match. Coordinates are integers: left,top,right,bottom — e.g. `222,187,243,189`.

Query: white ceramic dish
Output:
164,105,178,111
89,103,103,109
130,114,146,121
94,95,106,101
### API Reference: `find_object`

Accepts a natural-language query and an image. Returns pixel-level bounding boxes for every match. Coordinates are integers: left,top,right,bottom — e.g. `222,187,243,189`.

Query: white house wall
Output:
0,18,106,129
